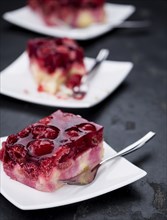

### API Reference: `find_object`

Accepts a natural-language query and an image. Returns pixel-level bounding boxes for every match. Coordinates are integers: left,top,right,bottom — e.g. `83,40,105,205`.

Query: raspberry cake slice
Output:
0,110,103,192
27,38,86,96
28,0,106,28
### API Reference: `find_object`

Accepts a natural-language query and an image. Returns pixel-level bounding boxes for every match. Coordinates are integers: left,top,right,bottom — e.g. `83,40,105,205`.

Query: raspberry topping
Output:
39,115,53,125
2,110,103,179
27,38,84,74
66,74,82,88
6,134,18,145
18,126,32,138
28,140,54,157
66,127,80,138
32,125,59,139
0,148,4,161
78,123,96,132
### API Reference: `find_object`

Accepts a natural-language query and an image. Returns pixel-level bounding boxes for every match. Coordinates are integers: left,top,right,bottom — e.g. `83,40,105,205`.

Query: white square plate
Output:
0,136,146,210
3,3,135,40
0,52,133,108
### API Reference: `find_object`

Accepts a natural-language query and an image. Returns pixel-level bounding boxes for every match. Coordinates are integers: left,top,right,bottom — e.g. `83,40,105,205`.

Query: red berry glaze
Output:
78,123,96,132
2,110,103,161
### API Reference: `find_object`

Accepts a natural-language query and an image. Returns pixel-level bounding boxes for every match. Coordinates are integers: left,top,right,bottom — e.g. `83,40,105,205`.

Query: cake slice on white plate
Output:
27,38,87,96
28,0,106,28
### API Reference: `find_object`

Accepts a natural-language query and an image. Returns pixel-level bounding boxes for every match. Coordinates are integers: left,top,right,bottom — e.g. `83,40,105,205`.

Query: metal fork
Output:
60,131,155,185
73,49,109,99
56,18,150,29
113,20,151,28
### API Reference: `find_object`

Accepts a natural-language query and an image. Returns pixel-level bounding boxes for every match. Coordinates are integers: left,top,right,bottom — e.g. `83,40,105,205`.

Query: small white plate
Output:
3,3,135,40
0,52,133,108
0,136,146,210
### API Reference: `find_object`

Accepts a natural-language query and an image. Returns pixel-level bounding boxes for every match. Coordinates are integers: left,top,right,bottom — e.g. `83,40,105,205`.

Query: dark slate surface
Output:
0,0,166,219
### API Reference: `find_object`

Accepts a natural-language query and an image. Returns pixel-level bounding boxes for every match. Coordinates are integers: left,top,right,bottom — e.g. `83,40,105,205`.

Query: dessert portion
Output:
0,110,104,192
28,0,106,28
27,38,86,95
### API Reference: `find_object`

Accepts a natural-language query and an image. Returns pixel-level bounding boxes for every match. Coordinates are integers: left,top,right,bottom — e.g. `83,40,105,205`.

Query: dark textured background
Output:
0,1,167,219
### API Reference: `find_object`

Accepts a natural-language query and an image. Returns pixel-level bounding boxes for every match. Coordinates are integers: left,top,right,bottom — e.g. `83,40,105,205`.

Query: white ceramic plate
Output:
0,52,133,108
3,3,135,40
0,136,146,210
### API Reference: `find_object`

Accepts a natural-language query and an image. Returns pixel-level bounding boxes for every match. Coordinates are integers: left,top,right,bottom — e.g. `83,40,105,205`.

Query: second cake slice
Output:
27,38,87,95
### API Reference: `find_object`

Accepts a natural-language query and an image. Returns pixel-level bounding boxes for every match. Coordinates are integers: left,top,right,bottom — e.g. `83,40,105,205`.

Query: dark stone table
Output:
0,1,166,219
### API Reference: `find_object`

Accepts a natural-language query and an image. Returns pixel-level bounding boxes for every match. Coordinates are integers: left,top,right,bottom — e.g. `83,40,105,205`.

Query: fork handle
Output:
113,21,151,28
81,49,109,84
100,131,155,165
89,49,109,73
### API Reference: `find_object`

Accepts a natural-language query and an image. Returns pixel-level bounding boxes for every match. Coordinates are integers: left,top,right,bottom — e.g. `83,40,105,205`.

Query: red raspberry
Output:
54,146,70,163
66,74,82,88
0,148,4,161
39,116,53,125
28,139,54,157
32,125,59,139
78,123,96,132
66,127,80,138
18,126,32,138
6,134,18,145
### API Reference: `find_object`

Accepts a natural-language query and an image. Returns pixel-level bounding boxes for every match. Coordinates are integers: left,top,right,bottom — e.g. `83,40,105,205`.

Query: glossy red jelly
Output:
1,110,103,180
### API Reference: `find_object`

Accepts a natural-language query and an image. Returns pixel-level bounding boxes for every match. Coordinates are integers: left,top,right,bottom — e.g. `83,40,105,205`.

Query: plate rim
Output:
0,136,146,210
